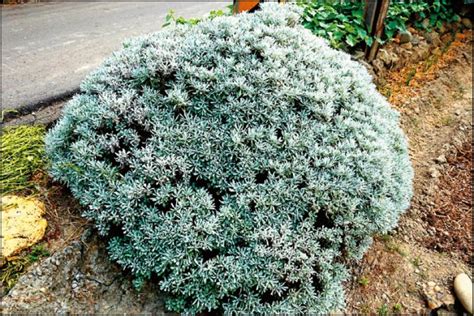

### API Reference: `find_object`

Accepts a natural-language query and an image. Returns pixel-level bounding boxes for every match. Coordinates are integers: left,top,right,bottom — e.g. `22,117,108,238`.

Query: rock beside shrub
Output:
46,4,413,313
1,196,47,259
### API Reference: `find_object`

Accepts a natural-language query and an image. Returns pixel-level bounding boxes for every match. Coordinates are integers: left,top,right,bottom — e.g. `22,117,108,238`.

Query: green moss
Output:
0,125,46,194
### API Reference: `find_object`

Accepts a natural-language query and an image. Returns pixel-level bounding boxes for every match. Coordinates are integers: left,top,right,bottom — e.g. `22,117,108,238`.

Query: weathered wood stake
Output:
364,0,391,62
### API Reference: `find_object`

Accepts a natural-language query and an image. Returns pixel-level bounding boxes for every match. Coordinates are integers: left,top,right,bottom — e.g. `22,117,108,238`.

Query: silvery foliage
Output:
46,3,413,313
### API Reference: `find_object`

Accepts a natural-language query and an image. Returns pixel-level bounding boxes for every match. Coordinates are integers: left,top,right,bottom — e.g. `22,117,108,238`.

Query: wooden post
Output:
364,0,378,33
364,0,390,62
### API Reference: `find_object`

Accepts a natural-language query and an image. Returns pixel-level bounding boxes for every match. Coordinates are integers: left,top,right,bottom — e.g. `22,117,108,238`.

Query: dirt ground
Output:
346,30,472,314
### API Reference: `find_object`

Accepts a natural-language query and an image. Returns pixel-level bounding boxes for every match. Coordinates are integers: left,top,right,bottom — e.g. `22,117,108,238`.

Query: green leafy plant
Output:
299,0,371,50
298,0,458,50
385,0,460,39
46,4,412,313
412,256,421,268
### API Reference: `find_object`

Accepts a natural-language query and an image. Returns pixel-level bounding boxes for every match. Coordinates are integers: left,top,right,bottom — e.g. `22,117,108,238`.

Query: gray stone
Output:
399,30,413,44
378,49,391,66
1,100,66,128
0,229,169,314
378,49,399,68
371,59,385,75
424,31,441,47
417,42,431,60
400,42,413,50
462,18,472,29
454,273,473,314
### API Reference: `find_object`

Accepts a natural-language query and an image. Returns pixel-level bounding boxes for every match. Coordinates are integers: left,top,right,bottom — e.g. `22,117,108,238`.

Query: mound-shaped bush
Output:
46,4,413,313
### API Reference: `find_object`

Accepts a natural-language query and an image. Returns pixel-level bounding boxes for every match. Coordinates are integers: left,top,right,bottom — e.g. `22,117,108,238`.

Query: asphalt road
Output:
1,1,229,111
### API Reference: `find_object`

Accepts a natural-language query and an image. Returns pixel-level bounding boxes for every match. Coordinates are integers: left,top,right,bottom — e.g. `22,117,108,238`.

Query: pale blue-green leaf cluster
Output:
46,4,413,313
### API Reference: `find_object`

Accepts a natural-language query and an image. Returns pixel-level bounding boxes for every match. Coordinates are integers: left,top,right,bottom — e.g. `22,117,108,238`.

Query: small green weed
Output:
382,235,407,257
379,234,392,243
27,245,50,262
393,303,403,313
358,275,370,287
386,241,407,256
441,115,455,126
377,304,389,316
0,244,50,293
412,256,421,268
162,5,233,27
405,68,417,86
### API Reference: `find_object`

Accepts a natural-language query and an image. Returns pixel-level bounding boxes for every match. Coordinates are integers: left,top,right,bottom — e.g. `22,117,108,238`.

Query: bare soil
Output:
346,30,472,314
424,140,472,265
39,180,89,253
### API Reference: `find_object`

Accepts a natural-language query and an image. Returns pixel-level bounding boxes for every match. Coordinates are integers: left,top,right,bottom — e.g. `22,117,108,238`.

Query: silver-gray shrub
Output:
46,4,413,313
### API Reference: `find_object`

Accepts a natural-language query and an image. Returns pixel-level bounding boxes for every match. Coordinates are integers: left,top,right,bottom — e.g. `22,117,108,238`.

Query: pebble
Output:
461,18,472,29
401,42,413,50
427,299,439,310
437,308,453,316
429,167,441,178
399,31,413,44
442,294,455,306
454,273,473,314
434,154,447,164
